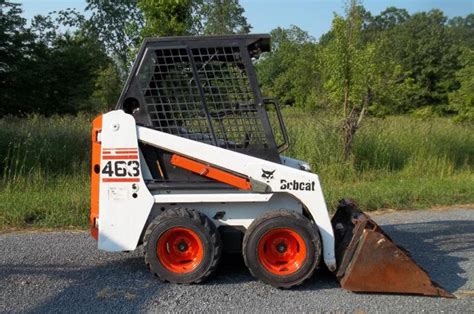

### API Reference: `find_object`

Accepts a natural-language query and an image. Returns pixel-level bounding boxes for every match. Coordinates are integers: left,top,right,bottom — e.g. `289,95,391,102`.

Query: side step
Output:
332,199,454,298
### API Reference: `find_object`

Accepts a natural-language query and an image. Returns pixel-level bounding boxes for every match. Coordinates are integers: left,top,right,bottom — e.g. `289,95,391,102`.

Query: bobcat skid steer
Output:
90,34,452,296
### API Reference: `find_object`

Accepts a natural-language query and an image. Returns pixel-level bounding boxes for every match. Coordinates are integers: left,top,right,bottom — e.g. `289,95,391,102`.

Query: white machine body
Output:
95,110,336,271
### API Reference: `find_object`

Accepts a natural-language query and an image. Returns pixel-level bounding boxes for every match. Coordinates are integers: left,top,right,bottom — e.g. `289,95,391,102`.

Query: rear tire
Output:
242,210,321,288
143,208,222,284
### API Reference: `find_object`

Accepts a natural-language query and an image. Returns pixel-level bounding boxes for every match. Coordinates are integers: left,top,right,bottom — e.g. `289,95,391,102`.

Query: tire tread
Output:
242,209,321,288
143,207,222,284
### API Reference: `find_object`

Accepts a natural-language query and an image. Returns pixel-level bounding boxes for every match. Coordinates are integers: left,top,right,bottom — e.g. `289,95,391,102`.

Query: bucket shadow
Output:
377,220,472,293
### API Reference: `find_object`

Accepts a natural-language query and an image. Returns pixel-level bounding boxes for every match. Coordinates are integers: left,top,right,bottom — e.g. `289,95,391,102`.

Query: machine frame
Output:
92,110,336,271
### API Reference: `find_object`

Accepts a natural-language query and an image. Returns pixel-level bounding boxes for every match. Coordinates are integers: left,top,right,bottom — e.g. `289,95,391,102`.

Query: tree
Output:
362,7,407,43
138,0,194,37
85,0,143,75
364,36,411,116
198,0,251,35
0,1,34,75
15,30,110,115
371,7,409,30
448,14,474,49
89,63,123,112
0,1,34,116
322,0,374,159
0,1,113,116
380,10,461,112
448,47,474,121
84,0,251,70
256,26,320,109
138,0,251,37
0,1,38,116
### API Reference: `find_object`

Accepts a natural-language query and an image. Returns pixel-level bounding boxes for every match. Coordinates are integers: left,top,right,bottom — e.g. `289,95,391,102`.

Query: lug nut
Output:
177,242,188,252
277,242,287,253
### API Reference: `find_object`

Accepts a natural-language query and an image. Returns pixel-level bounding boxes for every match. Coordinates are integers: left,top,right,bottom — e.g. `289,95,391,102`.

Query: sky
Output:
15,0,474,40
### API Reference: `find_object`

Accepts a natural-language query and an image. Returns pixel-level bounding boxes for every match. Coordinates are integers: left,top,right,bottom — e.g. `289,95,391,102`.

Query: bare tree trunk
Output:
342,71,352,159
342,88,371,160
342,108,359,160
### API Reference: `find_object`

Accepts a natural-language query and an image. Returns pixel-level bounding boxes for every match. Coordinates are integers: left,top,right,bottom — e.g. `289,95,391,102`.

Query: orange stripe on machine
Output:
103,155,139,160
112,151,138,154
171,154,252,190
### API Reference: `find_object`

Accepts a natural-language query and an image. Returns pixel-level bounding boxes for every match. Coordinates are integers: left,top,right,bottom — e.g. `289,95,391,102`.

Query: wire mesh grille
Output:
139,45,268,149
192,47,267,147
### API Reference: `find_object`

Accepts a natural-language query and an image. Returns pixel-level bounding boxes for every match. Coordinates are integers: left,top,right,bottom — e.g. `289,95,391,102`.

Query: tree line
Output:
0,0,251,116
258,5,473,122
1,0,473,124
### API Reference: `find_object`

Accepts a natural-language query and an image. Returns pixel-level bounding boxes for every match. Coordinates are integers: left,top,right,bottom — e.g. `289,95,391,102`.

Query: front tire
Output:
143,208,222,284
242,210,321,288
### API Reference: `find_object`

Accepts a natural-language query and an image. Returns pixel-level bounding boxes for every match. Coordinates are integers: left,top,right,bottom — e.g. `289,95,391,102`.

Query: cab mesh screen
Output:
140,46,268,148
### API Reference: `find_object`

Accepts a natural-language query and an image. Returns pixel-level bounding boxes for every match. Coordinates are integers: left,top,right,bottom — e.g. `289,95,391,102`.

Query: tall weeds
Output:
0,114,91,228
0,111,472,228
283,108,473,209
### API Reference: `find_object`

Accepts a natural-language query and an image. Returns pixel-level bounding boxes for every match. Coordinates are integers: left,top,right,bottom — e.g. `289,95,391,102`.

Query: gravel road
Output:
1,208,473,313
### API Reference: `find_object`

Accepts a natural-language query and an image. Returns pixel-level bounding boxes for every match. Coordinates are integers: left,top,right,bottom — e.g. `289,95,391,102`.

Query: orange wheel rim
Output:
157,227,204,274
257,228,306,275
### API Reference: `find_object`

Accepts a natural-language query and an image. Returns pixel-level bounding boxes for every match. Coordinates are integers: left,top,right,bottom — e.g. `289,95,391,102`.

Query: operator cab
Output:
116,35,288,187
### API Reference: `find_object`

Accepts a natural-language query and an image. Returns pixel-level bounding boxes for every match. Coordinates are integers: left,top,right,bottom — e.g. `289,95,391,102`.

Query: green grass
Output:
283,108,474,210
0,111,473,229
0,173,89,228
0,115,91,229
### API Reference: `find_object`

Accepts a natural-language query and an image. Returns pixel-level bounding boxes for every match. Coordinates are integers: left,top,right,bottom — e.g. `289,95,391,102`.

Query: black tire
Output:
143,208,222,284
242,210,321,288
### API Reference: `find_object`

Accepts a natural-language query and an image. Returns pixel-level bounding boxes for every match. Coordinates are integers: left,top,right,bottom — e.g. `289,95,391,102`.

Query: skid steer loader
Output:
90,34,452,296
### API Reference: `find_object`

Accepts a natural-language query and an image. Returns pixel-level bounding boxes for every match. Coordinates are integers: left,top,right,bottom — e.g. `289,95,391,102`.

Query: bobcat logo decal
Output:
261,169,275,180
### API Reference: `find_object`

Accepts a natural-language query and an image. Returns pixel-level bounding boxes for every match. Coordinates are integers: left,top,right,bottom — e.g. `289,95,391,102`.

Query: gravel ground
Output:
1,208,473,313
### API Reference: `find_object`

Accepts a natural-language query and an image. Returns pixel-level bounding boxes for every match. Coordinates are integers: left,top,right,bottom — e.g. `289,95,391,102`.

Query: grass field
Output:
0,110,473,229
